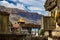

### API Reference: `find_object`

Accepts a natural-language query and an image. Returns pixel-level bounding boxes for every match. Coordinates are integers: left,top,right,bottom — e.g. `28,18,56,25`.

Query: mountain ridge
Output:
0,6,43,24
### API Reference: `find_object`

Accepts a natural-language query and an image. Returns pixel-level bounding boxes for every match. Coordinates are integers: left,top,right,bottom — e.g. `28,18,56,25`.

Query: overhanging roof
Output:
22,23,41,28
0,11,9,15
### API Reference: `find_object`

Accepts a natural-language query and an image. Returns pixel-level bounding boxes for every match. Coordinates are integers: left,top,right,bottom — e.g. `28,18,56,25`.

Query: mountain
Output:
0,6,43,24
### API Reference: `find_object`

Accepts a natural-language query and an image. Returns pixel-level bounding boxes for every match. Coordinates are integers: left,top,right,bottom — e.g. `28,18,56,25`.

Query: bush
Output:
39,29,45,35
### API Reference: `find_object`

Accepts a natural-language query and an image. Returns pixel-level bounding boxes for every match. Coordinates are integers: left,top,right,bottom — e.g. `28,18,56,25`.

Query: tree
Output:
39,29,45,35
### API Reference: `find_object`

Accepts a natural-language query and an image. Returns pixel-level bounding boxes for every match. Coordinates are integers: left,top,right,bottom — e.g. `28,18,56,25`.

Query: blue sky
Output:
0,0,48,15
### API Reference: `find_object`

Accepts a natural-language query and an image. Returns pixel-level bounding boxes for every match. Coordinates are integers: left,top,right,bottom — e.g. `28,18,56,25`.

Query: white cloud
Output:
19,0,43,6
41,0,46,5
37,12,42,14
0,0,47,15
28,6,44,11
0,1,25,10
18,0,46,15
0,1,9,6
0,1,16,8
11,0,17,2
16,3,25,10
7,3,16,8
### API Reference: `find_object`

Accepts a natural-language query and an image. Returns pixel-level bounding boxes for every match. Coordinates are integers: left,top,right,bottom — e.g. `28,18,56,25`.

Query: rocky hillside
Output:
0,6,43,24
